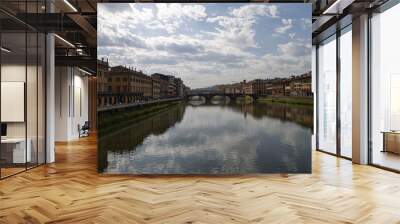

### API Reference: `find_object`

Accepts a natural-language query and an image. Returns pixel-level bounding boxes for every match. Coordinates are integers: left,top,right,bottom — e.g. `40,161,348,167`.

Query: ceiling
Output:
0,0,394,72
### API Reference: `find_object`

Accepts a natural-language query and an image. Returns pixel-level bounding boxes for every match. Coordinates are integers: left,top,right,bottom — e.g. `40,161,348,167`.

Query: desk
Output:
1,138,31,163
382,131,400,154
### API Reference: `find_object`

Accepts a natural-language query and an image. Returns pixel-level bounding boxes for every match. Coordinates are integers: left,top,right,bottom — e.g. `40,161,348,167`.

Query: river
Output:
98,100,313,174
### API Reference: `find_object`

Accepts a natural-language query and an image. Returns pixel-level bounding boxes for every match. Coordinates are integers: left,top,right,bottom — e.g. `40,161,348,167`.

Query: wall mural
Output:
97,3,312,174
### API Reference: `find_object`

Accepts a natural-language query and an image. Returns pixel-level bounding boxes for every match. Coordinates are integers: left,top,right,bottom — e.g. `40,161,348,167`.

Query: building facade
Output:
288,72,312,97
216,74,312,97
175,78,184,97
151,73,170,99
96,67,187,108
252,79,270,95
242,80,254,95
167,75,177,98
152,77,161,100
97,59,113,106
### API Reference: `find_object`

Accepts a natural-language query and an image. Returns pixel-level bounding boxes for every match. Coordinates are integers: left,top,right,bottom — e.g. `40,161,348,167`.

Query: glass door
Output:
1,31,28,178
0,1,46,179
317,35,337,154
339,26,352,158
370,2,400,171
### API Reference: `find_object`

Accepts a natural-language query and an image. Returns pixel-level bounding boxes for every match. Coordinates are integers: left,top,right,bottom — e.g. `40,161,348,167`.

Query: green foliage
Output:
236,95,254,104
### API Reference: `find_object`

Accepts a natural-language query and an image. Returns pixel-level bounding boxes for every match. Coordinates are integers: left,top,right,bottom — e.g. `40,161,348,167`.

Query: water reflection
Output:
98,102,313,174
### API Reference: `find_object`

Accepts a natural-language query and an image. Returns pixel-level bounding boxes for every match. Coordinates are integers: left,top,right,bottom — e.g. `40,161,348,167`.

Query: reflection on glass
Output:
0,1,46,178
317,35,337,154
371,4,400,171
99,102,313,174
340,28,352,158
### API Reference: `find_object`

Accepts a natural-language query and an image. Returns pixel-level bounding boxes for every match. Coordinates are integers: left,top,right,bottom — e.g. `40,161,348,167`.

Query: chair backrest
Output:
82,121,90,129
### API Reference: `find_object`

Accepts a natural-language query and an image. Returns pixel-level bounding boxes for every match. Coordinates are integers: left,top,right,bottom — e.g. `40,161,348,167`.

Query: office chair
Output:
79,121,90,138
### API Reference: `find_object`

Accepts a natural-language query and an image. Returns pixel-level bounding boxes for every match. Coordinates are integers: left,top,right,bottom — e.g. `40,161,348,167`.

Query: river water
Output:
98,100,313,174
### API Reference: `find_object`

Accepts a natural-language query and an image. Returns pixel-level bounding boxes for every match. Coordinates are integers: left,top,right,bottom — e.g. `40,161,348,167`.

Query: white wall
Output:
1,65,34,138
1,63,46,164
55,66,69,141
1,65,26,139
71,72,89,138
1,82,25,122
55,66,89,141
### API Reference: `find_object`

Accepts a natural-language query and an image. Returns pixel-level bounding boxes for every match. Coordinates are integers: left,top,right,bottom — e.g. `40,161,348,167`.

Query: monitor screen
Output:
1,123,7,137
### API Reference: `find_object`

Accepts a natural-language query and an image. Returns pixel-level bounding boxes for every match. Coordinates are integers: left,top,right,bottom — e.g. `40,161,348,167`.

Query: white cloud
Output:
99,4,207,35
278,41,310,57
98,3,311,89
275,19,293,34
300,18,312,30
230,4,279,18
155,4,207,33
156,4,207,21
206,16,257,49
97,3,155,39
205,4,279,50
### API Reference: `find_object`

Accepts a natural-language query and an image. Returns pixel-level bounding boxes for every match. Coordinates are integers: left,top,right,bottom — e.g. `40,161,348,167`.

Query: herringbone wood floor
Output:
1,135,400,224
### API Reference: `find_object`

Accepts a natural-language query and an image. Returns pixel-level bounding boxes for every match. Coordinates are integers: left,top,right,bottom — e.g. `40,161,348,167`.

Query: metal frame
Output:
367,0,400,172
315,32,338,156
315,21,353,161
336,26,341,157
315,44,319,151
0,18,2,179
25,3,28,171
367,10,373,166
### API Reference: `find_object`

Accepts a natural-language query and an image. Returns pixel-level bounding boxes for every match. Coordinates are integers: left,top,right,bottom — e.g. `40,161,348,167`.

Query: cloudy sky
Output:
98,3,311,89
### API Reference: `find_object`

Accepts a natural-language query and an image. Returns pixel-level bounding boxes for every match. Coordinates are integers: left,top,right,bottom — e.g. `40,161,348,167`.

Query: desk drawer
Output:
384,133,400,154
1,140,31,164
0,144,14,164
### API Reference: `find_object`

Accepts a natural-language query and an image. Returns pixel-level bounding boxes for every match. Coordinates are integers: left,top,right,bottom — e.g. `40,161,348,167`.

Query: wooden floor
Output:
1,167,26,178
372,151,400,171
1,135,400,224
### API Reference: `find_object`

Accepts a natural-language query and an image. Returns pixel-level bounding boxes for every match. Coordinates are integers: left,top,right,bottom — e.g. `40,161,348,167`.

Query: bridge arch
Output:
187,95,207,101
186,93,258,102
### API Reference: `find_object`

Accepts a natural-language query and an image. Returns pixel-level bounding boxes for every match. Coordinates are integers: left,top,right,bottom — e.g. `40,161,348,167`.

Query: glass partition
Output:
317,35,337,154
1,31,28,177
370,3,400,171
0,2,46,179
339,26,352,158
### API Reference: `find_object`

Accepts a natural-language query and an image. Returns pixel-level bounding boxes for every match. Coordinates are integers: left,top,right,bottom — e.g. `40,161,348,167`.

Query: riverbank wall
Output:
98,99,183,134
98,97,183,112
257,96,313,106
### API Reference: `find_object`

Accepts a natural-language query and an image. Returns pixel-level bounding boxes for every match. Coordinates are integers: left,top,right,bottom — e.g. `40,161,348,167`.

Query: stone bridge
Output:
185,92,260,102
